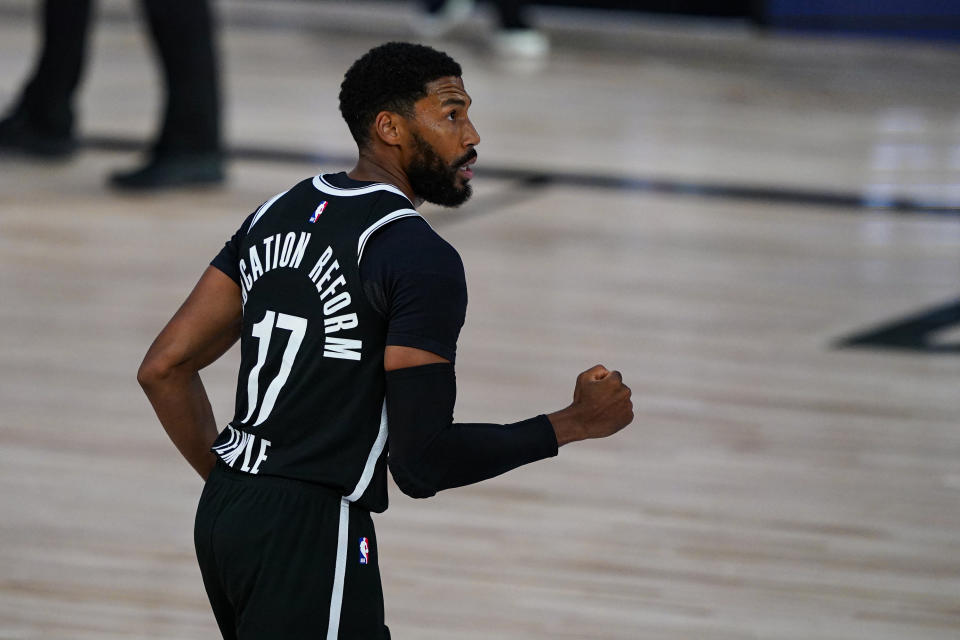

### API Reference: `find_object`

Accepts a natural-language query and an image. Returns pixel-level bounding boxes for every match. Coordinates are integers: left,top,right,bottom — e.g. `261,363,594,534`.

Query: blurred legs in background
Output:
415,0,550,59
112,0,223,190
0,0,224,191
0,0,91,157
418,0,475,35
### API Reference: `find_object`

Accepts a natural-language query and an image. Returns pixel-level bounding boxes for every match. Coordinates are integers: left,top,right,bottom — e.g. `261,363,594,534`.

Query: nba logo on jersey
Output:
309,201,327,223
359,537,370,565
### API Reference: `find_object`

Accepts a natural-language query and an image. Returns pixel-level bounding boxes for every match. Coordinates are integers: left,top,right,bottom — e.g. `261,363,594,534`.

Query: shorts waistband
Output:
211,458,349,503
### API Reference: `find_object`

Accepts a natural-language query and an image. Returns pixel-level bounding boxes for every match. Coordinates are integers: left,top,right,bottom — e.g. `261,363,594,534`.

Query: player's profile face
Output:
406,76,480,207
407,132,474,207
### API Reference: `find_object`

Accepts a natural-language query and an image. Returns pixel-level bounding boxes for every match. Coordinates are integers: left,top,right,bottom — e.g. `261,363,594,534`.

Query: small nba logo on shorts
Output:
359,537,369,565
309,201,327,223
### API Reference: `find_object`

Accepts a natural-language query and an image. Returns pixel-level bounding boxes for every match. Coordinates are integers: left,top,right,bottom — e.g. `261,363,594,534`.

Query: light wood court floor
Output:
1,1,959,638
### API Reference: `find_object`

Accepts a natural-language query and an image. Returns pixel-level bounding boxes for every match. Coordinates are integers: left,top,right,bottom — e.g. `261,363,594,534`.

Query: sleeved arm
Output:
385,363,559,499
360,217,467,362
209,212,255,285
365,218,556,497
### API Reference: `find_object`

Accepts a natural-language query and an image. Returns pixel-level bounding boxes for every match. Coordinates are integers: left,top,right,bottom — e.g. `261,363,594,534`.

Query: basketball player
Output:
138,42,633,639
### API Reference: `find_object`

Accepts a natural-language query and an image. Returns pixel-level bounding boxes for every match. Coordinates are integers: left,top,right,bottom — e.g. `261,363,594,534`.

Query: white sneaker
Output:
491,28,550,60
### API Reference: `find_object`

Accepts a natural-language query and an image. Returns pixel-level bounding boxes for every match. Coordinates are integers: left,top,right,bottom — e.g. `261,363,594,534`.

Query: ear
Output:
372,111,406,148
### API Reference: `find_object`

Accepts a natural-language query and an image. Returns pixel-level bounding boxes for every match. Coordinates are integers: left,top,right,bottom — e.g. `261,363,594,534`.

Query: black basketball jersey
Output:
210,173,422,512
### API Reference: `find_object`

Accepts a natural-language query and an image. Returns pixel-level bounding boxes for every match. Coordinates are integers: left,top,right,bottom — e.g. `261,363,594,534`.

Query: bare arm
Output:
384,345,449,370
138,267,243,480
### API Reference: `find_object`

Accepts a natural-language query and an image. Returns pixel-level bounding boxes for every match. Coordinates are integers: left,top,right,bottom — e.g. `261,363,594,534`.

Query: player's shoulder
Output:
363,216,463,278
312,172,414,222
259,171,406,211
245,172,410,231
240,176,313,235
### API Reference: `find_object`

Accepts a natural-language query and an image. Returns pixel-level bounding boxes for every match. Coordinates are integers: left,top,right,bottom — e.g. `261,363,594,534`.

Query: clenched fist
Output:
549,364,634,446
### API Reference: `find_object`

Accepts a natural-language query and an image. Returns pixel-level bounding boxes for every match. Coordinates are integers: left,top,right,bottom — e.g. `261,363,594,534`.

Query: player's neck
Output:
348,153,421,207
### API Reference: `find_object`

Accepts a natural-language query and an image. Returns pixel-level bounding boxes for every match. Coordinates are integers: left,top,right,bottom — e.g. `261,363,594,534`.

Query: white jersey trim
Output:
313,174,411,203
326,499,350,640
248,190,288,231
344,400,389,503
356,209,422,265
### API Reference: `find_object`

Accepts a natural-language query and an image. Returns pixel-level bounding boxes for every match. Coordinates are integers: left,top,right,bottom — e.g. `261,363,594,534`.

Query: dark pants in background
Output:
16,0,221,157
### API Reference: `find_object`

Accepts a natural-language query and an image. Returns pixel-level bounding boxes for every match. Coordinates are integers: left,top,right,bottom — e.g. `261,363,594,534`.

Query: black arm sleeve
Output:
386,363,559,499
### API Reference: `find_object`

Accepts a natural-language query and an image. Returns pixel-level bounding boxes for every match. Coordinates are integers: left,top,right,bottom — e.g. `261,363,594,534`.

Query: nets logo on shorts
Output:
309,201,328,223
359,537,370,565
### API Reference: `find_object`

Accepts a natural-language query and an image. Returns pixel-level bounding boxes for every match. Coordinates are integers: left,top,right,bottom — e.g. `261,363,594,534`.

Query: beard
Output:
407,132,475,207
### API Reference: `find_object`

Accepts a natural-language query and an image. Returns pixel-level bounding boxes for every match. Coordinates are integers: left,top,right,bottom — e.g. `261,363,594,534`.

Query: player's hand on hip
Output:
549,364,634,446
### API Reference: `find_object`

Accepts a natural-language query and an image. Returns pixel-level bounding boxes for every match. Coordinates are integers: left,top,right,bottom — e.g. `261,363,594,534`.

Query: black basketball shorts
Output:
194,461,390,639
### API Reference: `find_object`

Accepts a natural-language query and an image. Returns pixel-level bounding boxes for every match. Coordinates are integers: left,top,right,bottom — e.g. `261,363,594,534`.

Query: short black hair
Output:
339,42,462,147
